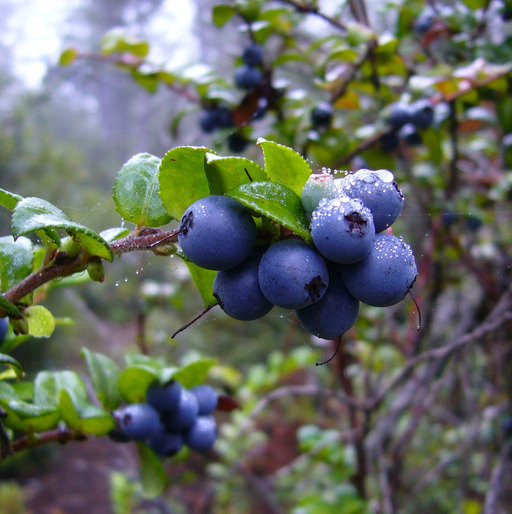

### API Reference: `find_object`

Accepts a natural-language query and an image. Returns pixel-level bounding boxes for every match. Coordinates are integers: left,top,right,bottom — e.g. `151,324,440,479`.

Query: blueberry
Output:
161,388,199,431
341,234,418,307
0,318,8,343
311,102,334,128
258,239,329,309
183,415,217,452
146,380,183,413
215,106,235,128
380,130,400,152
213,246,273,321
235,65,263,90
190,385,218,415
414,7,436,34
148,425,184,457
465,214,483,232
296,265,359,340
387,103,411,130
227,133,249,153
116,403,160,441
399,123,422,146
336,169,404,233
242,43,264,67
200,110,219,133
301,173,338,217
178,195,257,271
410,99,434,129
311,197,376,264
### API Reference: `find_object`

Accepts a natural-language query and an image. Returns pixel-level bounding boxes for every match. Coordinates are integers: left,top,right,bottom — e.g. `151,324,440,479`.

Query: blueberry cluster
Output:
382,100,434,150
111,381,218,456
234,43,264,91
177,168,417,341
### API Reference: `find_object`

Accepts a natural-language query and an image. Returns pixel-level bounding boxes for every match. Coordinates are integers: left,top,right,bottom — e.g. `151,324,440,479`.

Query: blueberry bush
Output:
2,0,512,511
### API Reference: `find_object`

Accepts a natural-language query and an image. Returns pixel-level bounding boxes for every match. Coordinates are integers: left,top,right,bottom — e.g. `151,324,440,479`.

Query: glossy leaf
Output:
113,153,171,227
12,197,113,262
212,4,237,27
171,358,216,389
205,154,268,195
0,399,60,432
159,146,212,220
137,443,169,499
82,348,122,411
184,260,218,306
226,181,312,242
460,0,487,8
0,353,24,379
118,366,158,403
99,227,130,242
59,47,78,66
101,29,149,57
257,138,312,196
0,236,33,293
0,296,21,319
25,306,55,338
0,188,23,210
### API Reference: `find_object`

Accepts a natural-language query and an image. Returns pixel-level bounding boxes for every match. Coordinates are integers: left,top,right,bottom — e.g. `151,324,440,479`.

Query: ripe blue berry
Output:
162,388,199,431
227,133,249,153
148,425,184,457
242,43,264,67
311,102,334,128
116,403,160,441
399,123,422,146
0,318,8,343
235,65,263,90
200,110,219,133
183,415,217,452
178,195,257,271
387,103,411,129
146,380,182,413
296,265,359,340
337,169,404,233
190,385,218,415
213,247,273,321
414,7,436,34
258,239,329,309
410,99,434,129
341,234,418,307
301,173,338,217
311,197,375,264
380,130,399,152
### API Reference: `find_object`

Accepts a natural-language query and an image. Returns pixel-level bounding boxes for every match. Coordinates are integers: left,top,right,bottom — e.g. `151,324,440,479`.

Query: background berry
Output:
234,65,263,90
242,43,264,67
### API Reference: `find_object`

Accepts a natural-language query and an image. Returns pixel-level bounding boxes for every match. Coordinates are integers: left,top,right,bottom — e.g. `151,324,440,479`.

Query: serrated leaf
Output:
24,305,55,338
0,188,23,210
159,146,212,220
257,138,312,196
82,348,122,411
205,154,268,195
0,236,33,293
59,47,78,66
118,366,158,403
0,399,60,432
227,181,312,242
0,353,24,379
171,358,216,389
114,153,172,227
184,260,217,306
137,443,169,499
212,4,237,27
12,197,113,262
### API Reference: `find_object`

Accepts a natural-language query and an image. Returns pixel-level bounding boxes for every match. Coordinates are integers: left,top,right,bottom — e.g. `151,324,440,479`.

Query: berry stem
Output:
171,303,218,338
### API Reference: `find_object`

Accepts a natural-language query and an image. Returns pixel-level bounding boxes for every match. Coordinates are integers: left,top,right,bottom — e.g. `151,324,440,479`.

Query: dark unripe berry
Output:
258,239,329,309
410,99,434,129
213,247,273,321
399,123,422,146
242,43,264,66
146,380,182,413
311,197,376,264
387,103,412,130
183,415,217,452
116,403,160,441
341,234,418,307
235,65,263,90
148,425,184,457
162,388,199,431
0,318,8,343
190,385,218,415
311,102,334,128
337,169,404,233
178,195,257,271
296,265,359,340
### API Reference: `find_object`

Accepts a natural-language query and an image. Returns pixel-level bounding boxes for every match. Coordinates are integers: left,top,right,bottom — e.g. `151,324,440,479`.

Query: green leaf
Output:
113,153,172,227
59,47,78,66
212,4,237,27
25,305,55,338
137,443,169,499
0,381,17,400
0,236,33,293
226,182,312,242
257,138,312,196
0,188,23,210
82,348,122,411
0,353,24,379
460,0,486,9
159,146,212,220
118,366,158,403
346,22,376,45
0,296,21,319
184,260,218,306
100,227,130,242
131,70,159,93
0,399,60,432
205,154,268,195
171,358,216,389
12,197,113,262
101,29,149,57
